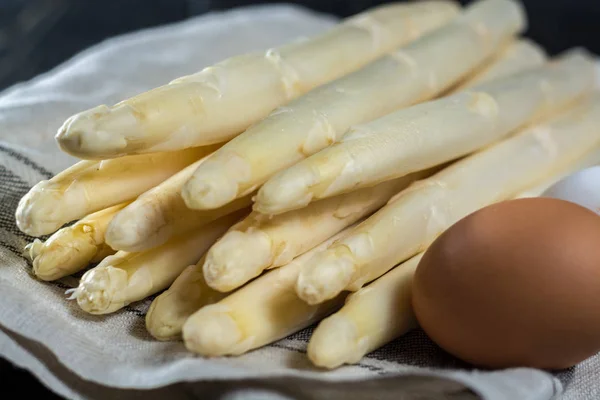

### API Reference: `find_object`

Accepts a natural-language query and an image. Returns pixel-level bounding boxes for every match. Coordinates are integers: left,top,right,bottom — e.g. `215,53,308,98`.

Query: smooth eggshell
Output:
412,197,600,370
543,165,600,215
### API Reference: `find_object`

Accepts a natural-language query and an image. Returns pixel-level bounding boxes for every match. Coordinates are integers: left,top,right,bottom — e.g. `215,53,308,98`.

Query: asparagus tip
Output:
182,171,238,210
105,203,165,252
183,304,250,356
145,294,181,341
203,229,272,292
308,314,363,369
15,180,63,237
296,251,355,305
254,170,315,215
55,104,133,159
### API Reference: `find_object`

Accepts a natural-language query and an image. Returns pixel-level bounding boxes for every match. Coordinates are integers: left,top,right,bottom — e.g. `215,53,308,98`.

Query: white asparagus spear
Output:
256,38,547,215
309,144,599,370
56,2,459,159
72,210,246,315
309,147,600,370
25,203,128,281
105,158,252,252
146,256,228,341
256,50,594,213
307,148,600,368
451,37,546,91
183,0,525,211
15,146,216,237
308,253,423,369
296,93,600,305
202,168,437,293
182,229,351,356
514,146,600,198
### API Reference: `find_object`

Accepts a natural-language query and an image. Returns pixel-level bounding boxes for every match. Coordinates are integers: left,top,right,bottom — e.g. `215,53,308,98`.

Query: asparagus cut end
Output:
74,266,129,314
32,236,98,281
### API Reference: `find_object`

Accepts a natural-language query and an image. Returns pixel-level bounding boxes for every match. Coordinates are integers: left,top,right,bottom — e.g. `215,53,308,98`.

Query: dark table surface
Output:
0,358,62,398
2,0,600,398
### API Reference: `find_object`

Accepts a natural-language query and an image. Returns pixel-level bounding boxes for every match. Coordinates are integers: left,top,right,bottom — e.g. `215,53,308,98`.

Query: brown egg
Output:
412,197,600,370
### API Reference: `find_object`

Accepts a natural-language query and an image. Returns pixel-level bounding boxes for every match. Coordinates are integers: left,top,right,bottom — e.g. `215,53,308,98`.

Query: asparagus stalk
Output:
72,210,246,315
15,146,215,237
25,203,128,281
202,168,436,293
452,37,546,90
56,1,459,159
310,145,600,369
105,158,252,252
256,50,594,213
183,0,525,211
296,93,600,305
514,146,600,198
308,253,423,369
182,229,351,357
145,255,227,341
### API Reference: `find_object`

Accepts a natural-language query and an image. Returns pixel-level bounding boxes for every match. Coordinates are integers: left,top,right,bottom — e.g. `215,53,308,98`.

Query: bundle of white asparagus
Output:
56,0,461,158
15,0,600,369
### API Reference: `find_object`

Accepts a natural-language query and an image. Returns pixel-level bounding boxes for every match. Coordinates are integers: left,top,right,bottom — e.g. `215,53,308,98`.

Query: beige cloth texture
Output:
0,4,596,399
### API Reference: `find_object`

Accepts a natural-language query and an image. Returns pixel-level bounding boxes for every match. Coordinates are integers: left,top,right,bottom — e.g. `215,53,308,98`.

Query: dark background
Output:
2,0,600,91
1,0,599,398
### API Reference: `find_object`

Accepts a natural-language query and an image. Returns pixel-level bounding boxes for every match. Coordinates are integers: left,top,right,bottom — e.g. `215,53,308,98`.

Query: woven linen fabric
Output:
0,4,597,399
